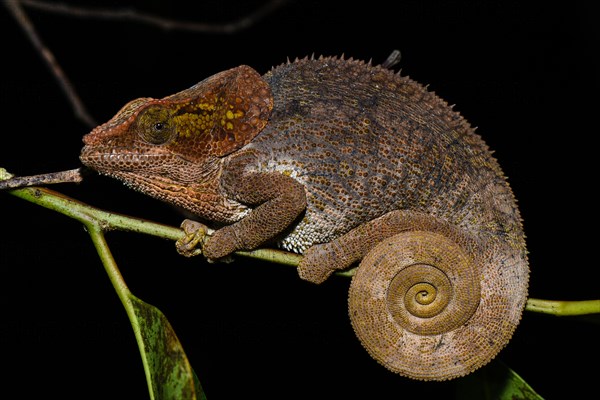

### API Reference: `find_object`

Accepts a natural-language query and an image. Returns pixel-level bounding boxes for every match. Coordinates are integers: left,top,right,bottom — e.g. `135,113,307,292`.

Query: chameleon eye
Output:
137,105,175,145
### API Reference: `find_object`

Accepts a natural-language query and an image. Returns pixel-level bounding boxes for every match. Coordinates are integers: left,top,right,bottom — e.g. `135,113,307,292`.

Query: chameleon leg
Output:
174,150,308,261
204,160,308,259
297,210,465,284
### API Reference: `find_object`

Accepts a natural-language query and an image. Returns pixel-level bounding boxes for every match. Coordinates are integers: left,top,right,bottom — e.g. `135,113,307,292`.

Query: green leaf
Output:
129,294,206,400
457,361,543,400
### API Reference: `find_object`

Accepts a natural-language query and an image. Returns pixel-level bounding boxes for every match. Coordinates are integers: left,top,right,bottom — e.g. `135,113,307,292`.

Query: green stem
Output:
84,223,155,397
85,222,131,305
525,298,600,316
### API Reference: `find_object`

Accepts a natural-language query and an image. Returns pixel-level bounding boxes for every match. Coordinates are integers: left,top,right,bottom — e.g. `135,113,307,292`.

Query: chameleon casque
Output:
80,55,529,380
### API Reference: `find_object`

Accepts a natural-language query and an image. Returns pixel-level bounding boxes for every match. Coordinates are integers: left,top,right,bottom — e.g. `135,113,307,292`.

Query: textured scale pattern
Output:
250,57,524,254
80,55,529,381
346,212,526,380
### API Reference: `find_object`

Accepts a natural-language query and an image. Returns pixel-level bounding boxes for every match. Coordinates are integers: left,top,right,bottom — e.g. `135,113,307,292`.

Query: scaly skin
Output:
80,55,529,380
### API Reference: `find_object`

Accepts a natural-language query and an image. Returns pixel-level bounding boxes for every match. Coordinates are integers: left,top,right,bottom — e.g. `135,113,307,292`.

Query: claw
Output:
176,219,209,257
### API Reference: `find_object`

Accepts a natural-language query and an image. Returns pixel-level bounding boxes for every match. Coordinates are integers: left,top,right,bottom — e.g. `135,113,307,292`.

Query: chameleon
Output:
80,54,529,380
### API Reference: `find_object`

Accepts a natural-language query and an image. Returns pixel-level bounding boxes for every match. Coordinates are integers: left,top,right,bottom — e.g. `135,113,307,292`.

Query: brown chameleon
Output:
80,55,529,380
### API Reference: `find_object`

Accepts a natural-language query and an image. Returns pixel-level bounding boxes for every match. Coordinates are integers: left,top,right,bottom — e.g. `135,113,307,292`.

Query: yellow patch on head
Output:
157,65,273,156
198,102,216,112
174,111,216,138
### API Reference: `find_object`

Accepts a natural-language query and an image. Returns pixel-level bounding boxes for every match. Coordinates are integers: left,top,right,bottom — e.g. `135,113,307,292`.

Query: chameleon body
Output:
80,55,529,380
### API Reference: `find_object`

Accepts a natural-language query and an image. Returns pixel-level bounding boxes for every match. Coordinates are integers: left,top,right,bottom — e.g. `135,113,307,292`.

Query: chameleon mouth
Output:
80,146,168,172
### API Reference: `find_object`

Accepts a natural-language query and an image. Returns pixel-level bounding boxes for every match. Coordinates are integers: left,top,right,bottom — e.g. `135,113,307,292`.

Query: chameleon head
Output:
80,65,273,184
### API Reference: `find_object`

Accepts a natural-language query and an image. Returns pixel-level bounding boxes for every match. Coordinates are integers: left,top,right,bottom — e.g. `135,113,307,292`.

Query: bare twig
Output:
0,168,84,190
4,0,97,128
20,0,288,33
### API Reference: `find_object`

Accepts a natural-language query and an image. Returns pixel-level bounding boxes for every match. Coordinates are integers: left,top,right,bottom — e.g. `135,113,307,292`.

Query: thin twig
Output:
20,0,289,33
4,0,97,128
0,168,84,190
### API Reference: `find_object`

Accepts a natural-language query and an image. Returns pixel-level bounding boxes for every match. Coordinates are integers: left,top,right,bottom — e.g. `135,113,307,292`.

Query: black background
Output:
1,1,598,398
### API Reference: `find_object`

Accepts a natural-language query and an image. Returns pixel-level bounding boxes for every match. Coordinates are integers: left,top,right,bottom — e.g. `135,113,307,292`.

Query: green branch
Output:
2,166,599,320
525,298,600,316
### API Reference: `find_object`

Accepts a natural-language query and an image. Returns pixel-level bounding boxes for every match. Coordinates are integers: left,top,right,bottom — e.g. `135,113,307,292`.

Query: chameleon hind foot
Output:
297,243,340,284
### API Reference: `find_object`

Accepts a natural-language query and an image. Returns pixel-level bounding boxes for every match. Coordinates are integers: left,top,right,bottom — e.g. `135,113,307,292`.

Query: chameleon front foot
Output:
176,219,209,257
